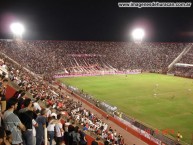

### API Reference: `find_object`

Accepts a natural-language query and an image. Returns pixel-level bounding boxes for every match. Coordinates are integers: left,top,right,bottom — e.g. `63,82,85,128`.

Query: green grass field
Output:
58,73,193,144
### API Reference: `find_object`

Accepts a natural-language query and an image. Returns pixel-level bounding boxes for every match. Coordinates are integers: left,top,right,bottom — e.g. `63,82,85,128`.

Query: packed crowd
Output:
0,54,127,145
168,44,193,78
0,40,189,79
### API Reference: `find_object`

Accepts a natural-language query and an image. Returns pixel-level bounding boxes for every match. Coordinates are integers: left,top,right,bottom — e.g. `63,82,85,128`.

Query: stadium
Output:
1,39,193,145
0,1,193,145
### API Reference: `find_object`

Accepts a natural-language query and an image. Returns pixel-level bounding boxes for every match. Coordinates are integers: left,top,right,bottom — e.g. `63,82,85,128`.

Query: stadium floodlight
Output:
10,22,25,39
131,28,145,43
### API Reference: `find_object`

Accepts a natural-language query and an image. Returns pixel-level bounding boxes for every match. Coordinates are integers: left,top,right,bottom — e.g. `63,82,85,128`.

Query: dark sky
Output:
0,0,193,42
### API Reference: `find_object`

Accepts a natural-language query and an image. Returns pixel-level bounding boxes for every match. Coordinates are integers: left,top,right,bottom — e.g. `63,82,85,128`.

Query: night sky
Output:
0,0,193,42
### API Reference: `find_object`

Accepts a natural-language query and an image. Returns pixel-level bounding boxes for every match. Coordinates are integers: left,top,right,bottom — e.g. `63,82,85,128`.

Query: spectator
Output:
104,138,109,145
55,114,64,145
19,98,34,145
3,98,26,145
0,79,8,113
64,118,71,145
16,91,26,111
35,108,47,145
0,127,5,145
91,136,100,145
69,126,80,145
0,127,11,145
33,98,41,112
47,116,57,145
5,130,13,144
79,130,87,145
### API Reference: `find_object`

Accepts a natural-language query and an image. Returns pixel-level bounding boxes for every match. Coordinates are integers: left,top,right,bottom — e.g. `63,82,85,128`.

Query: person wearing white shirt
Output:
33,101,41,111
55,122,64,145
46,107,52,118
47,116,58,145
64,119,71,132
51,112,57,119
32,119,38,145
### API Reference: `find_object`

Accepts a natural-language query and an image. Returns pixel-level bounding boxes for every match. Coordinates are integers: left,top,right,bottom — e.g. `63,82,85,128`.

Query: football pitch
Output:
58,73,193,144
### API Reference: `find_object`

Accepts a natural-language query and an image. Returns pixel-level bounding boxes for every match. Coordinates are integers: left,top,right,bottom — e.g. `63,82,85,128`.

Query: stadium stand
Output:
0,50,128,145
0,40,188,78
0,39,191,145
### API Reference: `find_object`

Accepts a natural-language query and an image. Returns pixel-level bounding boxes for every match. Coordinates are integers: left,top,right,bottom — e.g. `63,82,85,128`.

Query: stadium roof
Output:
0,0,193,42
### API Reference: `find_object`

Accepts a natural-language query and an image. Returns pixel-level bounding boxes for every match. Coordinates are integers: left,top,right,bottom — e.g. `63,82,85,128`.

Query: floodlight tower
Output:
10,22,25,39
131,28,145,44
